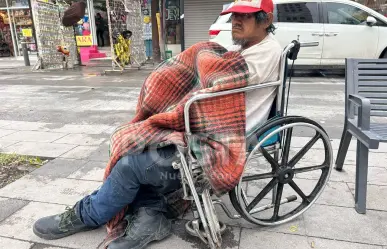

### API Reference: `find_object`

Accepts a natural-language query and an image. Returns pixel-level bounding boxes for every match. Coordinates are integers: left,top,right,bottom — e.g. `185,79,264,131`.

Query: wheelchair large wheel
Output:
229,116,333,226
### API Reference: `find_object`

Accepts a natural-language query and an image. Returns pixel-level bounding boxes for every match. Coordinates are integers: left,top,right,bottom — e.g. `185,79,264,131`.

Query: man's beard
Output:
232,37,248,47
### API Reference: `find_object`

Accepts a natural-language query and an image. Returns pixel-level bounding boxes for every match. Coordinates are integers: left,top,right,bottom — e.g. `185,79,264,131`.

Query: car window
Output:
376,19,387,27
274,2,319,23
213,14,232,24
326,2,369,25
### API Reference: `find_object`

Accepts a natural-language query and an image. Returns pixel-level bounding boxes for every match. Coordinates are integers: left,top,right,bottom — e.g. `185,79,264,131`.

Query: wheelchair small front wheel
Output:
229,116,333,226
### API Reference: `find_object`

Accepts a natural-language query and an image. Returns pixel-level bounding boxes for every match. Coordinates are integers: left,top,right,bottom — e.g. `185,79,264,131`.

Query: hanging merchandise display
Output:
0,11,12,57
31,0,78,70
143,13,152,60
0,0,38,57
105,0,146,72
124,0,146,65
58,3,79,69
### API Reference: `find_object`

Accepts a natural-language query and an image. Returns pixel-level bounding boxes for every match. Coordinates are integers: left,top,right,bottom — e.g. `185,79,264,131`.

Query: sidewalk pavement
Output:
0,119,387,249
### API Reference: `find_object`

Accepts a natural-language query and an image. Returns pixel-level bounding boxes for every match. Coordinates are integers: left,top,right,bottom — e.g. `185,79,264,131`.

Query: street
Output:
0,69,346,139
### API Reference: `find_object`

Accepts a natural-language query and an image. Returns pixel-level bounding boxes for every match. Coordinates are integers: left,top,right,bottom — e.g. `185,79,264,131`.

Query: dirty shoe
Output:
33,206,96,240
108,207,172,249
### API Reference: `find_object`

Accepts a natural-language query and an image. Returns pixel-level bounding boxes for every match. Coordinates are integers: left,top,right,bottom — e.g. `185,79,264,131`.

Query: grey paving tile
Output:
0,120,12,128
304,204,387,245
52,134,107,146
31,244,70,249
184,195,306,236
333,150,387,168
2,142,77,158
0,197,29,222
147,219,240,249
291,136,356,151
0,202,106,249
102,126,117,135
67,161,106,181
31,158,88,179
87,142,109,162
48,124,113,135
239,229,310,249
306,237,383,249
0,140,18,150
297,166,387,186
0,237,34,249
0,121,50,131
347,183,387,211
292,136,387,153
0,129,17,138
0,175,101,205
1,131,67,143
281,147,387,168
59,145,100,160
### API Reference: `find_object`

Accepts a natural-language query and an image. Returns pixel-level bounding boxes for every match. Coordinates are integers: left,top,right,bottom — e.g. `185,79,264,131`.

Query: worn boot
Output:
108,207,172,249
33,206,97,240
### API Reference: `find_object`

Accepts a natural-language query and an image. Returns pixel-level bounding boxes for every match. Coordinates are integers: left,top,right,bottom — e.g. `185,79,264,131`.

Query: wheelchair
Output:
172,40,334,249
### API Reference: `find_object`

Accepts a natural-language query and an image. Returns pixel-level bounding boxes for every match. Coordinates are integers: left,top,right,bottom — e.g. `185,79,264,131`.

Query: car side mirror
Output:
366,16,377,26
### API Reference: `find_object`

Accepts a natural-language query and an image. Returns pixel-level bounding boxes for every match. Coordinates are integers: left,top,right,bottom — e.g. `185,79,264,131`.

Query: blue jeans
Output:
144,40,152,58
75,145,181,227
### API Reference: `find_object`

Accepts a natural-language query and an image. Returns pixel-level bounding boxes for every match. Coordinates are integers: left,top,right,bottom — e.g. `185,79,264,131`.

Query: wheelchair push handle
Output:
299,41,319,47
287,40,319,60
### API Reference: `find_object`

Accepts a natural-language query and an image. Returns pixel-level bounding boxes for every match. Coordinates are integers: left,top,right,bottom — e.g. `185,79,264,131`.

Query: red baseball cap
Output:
220,0,274,15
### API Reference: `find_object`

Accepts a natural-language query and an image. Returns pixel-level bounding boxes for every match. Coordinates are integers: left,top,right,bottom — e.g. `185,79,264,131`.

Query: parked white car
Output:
209,0,387,68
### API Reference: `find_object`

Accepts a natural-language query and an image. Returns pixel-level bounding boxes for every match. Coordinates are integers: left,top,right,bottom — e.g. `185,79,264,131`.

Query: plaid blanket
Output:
101,41,249,247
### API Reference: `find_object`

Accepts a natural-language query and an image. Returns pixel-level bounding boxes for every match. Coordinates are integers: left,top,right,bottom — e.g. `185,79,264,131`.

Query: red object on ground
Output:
79,45,106,64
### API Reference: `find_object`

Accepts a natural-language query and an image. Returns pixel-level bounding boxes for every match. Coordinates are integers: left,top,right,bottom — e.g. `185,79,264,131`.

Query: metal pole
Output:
28,0,39,56
180,0,184,52
21,41,30,66
87,0,97,46
4,0,18,58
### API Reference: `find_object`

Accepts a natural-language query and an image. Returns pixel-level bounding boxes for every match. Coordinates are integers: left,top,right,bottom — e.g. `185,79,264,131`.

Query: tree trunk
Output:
151,0,161,62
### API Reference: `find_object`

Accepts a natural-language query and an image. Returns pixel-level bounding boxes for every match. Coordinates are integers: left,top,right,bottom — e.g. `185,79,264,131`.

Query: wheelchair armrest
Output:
348,94,371,130
184,81,281,135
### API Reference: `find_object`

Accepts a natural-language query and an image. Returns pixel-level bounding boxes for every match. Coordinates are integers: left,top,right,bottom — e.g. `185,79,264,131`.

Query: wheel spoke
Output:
293,164,328,174
281,128,293,166
288,133,321,168
260,147,280,171
289,180,310,203
242,172,276,182
272,183,284,220
246,178,278,212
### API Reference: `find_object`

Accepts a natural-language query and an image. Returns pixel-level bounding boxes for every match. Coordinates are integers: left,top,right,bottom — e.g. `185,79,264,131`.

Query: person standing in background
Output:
95,13,105,47
143,15,152,60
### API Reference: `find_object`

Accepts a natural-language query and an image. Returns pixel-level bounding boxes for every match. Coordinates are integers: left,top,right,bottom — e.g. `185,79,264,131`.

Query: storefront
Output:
0,0,36,57
164,0,181,57
182,0,229,50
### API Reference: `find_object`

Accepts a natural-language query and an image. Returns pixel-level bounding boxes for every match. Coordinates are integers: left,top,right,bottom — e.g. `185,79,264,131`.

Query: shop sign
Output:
76,35,93,46
22,28,32,37
166,5,179,20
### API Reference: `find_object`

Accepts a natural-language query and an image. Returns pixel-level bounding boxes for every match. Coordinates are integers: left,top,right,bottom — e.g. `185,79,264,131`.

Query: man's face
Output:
231,12,271,47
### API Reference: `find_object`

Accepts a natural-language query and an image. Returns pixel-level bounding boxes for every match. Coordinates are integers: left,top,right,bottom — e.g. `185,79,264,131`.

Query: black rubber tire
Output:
229,115,332,225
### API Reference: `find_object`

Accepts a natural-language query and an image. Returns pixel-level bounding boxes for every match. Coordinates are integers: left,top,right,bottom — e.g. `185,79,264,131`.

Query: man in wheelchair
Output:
32,0,282,248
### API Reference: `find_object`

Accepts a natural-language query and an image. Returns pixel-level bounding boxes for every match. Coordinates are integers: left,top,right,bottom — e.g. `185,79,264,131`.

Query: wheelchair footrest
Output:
185,219,227,239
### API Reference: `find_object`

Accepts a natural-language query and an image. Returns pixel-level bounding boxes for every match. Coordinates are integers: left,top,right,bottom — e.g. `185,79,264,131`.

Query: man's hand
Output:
194,172,212,194
62,1,87,27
